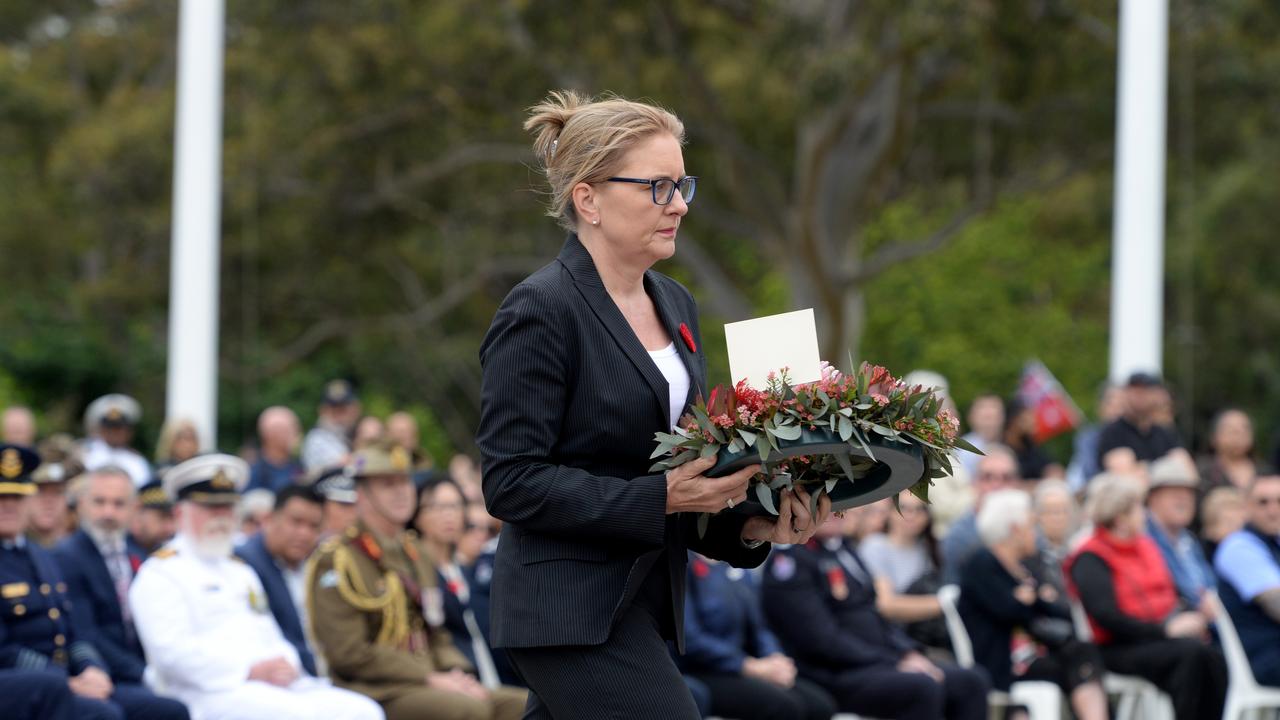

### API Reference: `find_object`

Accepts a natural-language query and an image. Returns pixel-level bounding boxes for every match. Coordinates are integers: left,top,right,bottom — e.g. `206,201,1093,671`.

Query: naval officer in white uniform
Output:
129,453,383,720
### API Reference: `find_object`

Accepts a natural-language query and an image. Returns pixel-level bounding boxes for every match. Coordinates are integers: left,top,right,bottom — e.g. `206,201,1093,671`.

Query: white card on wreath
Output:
724,308,822,390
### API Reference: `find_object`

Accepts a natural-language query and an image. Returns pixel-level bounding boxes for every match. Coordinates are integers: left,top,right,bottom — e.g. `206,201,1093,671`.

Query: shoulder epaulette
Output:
151,547,178,559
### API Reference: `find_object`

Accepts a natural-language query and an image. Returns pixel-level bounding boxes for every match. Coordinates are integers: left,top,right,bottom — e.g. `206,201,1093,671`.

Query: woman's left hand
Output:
741,486,832,546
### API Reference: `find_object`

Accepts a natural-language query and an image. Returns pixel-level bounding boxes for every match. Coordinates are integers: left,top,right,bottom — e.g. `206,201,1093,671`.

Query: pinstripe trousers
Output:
506,600,701,720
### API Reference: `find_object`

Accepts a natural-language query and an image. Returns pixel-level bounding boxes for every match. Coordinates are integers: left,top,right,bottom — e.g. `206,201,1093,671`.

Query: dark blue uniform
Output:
681,552,837,720
52,529,150,684
0,667,76,719
1,536,189,719
761,538,989,720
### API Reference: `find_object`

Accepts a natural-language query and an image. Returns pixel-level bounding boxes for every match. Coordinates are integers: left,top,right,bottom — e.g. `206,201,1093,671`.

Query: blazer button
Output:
48,608,60,620
39,584,51,595
13,604,24,616
54,634,65,646
55,582,67,593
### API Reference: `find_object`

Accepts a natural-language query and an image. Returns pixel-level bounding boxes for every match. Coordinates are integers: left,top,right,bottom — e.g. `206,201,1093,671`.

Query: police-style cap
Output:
163,454,248,505
312,466,356,504
0,445,40,496
321,379,358,406
345,442,413,480
137,478,172,510
85,394,142,428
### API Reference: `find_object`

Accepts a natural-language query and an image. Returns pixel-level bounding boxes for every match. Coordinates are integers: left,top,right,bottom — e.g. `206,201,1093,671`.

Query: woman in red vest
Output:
1065,473,1226,720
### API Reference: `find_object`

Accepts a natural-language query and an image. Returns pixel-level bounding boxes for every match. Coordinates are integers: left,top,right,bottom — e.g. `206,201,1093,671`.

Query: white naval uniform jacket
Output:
129,534,303,700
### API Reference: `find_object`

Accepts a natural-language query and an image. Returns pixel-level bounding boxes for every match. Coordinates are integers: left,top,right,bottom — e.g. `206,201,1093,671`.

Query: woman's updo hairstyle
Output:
525,90,685,232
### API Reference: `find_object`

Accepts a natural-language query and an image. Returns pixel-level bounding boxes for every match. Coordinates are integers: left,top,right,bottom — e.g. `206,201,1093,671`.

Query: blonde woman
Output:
154,417,200,473
476,91,831,718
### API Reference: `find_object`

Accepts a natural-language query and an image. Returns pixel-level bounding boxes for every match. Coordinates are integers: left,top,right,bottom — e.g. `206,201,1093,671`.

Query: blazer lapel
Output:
558,236,670,426
647,272,706,410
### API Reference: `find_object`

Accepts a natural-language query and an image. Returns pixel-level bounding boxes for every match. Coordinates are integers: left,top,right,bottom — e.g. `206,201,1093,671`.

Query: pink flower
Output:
871,393,889,407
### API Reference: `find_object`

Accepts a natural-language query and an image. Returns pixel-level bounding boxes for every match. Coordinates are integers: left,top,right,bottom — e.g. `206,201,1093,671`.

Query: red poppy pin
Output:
128,554,142,574
678,323,697,353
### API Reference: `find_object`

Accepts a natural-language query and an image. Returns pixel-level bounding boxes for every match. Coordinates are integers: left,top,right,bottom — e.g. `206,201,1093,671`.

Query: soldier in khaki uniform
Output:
307,442,526,720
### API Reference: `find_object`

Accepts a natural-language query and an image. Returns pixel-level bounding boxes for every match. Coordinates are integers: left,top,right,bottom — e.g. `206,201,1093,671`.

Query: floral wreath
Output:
650,361,980,524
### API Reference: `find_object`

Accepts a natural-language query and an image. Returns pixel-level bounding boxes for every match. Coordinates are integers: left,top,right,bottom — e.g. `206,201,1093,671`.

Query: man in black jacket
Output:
762,517,989,720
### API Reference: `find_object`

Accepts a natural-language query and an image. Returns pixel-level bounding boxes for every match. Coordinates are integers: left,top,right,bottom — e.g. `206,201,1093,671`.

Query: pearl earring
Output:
592,219,599,225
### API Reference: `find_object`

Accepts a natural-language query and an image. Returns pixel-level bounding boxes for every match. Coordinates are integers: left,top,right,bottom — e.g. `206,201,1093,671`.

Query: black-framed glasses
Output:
606,176,697,205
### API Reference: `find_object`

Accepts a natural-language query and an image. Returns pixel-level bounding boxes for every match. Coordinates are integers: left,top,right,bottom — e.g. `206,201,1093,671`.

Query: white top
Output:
129,535,301,700
82,438,152,487
648,342,691,430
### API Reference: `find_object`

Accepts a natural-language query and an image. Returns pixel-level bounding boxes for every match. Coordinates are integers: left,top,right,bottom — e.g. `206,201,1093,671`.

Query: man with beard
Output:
129,479,176,556
1,446,185,719
307,443,526,720
128,454,384,720
53,469,175,696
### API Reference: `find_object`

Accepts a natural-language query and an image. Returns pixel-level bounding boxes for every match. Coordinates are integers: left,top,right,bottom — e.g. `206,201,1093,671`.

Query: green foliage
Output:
0,0,1277,463
862,175,1112,420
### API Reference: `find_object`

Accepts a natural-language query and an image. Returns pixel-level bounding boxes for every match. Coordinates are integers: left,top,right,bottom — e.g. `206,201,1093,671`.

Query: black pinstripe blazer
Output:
477,234,769,652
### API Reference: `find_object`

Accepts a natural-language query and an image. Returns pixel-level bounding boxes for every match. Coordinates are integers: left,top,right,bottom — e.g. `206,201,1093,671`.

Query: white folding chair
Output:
1207,592,1280,720
937,584,1064,720
1068,598,1173,720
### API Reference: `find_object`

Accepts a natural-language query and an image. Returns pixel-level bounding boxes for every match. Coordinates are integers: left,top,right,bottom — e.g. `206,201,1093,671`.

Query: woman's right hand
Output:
665,456,760,514
1165,611,1208,639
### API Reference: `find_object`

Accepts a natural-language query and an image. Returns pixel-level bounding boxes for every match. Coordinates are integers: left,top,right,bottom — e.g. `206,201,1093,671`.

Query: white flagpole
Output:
1109,0,1168,383
166,0,226,450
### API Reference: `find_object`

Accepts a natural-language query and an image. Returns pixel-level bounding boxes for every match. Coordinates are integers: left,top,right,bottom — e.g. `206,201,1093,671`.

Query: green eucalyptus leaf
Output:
851,426,877,462
649,442,676,460
838,415,853,442
834,451,859,483
672,448,699,466
755,482,779,515
738,428,757,447
870,423,895,437
771,422,802,441
699,443,719,459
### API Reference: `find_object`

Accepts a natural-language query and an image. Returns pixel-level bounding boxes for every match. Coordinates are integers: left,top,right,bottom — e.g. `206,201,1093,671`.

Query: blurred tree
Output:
0,0,1277,464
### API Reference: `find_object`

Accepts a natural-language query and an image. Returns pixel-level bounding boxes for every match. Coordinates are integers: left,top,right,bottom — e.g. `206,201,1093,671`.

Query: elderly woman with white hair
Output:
1065,474,1226,720
958,490,1108,720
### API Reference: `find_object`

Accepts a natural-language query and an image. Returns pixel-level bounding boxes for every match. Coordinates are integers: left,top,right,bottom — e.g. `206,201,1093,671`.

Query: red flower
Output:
692,557,711,578
679,323,697,353
128,554,142,574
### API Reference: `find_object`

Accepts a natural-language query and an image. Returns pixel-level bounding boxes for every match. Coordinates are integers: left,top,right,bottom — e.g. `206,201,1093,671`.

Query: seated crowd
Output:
2,370,1279,720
